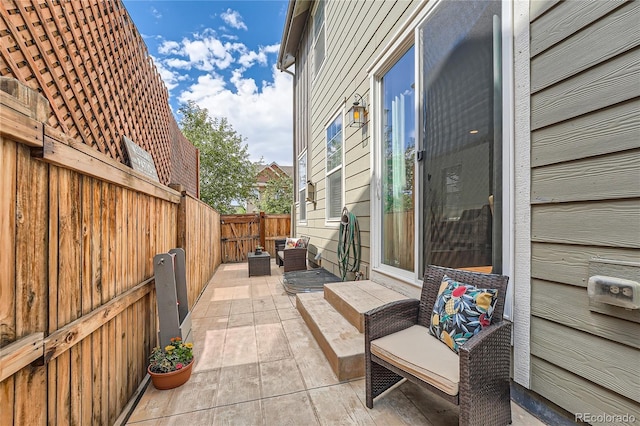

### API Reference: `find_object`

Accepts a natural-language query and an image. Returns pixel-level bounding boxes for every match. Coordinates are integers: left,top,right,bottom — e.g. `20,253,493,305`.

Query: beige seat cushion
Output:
370,325,460,396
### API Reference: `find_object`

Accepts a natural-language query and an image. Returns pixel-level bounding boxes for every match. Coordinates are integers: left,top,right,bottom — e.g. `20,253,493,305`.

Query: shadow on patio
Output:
126,261,545,425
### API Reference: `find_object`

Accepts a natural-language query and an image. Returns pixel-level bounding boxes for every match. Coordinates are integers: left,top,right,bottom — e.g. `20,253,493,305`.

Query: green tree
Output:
179,101,256,213
257,175,293,214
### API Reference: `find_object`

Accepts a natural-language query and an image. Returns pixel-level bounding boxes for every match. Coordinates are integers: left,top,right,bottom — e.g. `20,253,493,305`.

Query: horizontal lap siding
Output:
297,0,419,277
529,0,640,417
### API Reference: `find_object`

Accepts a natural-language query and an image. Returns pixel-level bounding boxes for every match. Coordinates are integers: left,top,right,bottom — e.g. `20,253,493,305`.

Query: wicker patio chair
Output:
276,236,309,272
364,265,511,426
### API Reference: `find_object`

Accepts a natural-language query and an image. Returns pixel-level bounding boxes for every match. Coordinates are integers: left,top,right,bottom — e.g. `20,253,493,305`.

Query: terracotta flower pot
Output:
148,359,194,390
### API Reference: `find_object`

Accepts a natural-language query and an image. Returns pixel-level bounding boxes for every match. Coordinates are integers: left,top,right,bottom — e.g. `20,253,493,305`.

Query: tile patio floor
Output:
127,262,547,425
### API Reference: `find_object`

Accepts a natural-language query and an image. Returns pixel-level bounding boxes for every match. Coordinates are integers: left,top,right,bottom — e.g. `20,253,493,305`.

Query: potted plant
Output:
148,337,194,390
255,245,263,255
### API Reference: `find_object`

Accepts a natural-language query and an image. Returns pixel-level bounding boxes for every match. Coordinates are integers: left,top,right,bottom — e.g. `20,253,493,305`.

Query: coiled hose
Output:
338,207,361,281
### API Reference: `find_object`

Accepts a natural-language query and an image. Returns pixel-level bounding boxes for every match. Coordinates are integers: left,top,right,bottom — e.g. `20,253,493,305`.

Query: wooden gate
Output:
221,213,291,262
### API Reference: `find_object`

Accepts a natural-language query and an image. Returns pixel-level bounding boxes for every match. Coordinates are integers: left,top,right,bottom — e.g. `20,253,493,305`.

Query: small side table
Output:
248,251,271,276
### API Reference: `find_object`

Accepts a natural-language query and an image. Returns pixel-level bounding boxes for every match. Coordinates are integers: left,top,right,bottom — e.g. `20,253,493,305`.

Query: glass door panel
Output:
381,47,415,272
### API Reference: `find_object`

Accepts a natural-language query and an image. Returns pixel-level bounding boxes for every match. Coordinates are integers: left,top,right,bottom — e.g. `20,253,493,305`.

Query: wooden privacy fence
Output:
220,213,291,262
0,83,221,424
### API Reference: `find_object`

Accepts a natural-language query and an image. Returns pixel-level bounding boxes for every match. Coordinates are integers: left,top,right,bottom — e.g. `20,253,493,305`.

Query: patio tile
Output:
163,368,219,415
216,363,261,406
232,285,252,300
193,328,226,372
398,380,459,426
272,294,295,309
230,299,253,314
153,409,214,425
127,384,177,422
192,315,228,332
261,392,320,426
204,301,231,317
252,296,276,312
254,310,280,325
256,323,291,362
277,307,299,321
227,312,254,328
221,325,257,366
251,284,272,298
259,358,306,398
308,382,375,425
347,379,432,425
209,286,235,301
211,400,263,426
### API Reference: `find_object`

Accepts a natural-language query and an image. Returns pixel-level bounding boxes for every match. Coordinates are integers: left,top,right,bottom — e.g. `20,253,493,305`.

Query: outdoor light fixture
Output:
347,93,367,128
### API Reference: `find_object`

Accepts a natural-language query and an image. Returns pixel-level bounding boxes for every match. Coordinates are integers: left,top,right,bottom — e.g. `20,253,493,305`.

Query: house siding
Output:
285,0,640,417
529,0,640,419
294,0,420,277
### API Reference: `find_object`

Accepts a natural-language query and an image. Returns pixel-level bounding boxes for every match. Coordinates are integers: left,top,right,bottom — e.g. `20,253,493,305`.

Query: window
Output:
312,0,325,77
326,113,343,220
298,152,307,221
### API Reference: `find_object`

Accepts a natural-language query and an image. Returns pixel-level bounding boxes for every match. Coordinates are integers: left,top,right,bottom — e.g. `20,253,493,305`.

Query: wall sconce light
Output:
347,93,367,128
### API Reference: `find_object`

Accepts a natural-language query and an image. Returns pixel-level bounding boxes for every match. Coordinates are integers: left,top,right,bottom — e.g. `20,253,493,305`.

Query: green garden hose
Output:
338,207,361,281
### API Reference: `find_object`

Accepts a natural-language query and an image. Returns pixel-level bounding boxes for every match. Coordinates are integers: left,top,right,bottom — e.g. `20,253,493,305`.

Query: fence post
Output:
259,211,266,249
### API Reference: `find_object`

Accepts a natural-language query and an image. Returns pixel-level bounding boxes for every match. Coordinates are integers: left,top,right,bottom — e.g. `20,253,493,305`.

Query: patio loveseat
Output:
364,265,511,425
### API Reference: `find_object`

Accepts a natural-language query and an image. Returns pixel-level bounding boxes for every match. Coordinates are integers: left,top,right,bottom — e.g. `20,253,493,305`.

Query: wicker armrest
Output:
364,299,420,341
459,320,512,385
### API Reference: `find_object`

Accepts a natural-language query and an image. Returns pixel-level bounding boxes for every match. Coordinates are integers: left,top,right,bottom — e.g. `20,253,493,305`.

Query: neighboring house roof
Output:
277,0,312,70
255,162,293,184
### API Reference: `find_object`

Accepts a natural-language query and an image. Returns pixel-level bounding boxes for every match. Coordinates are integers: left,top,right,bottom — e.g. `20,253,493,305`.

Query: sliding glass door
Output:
420,0,503,274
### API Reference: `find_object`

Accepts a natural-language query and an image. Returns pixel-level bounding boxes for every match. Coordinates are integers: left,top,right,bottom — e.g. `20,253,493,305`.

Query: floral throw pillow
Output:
296,237,309,249
285,237,300,249
429,275,498,353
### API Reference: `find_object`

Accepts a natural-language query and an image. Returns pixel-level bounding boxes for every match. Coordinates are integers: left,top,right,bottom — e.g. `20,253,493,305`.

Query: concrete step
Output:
296,292,364,381
323,280,408,332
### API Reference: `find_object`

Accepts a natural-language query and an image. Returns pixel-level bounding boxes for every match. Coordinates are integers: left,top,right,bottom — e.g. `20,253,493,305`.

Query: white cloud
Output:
151,7,161,20
150,55,187,91
177,65,293,165
158,40,181,55
220,9,247,31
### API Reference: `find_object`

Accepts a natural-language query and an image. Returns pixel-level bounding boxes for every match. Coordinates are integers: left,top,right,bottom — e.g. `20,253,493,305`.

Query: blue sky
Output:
122,0,293,166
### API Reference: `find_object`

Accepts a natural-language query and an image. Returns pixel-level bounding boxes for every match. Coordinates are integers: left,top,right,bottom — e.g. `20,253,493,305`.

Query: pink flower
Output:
176,363,183,370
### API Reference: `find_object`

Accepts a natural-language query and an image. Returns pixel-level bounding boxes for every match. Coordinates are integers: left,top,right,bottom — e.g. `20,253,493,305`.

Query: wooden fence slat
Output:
43,277,154,363
0,137,17,348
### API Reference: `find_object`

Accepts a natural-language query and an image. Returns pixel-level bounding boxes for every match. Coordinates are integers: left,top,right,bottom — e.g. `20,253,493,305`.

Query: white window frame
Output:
325,110,344,224
311,0,326,79
298,150,307,224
